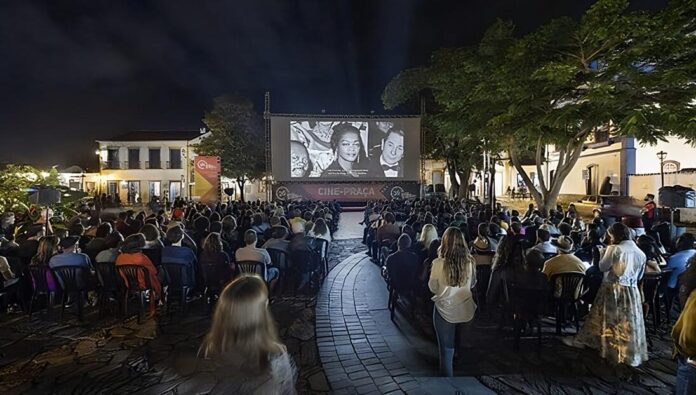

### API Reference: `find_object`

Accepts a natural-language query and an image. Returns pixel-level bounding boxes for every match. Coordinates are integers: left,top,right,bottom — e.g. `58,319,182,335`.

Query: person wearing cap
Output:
542,236,588,296
48,236,94,271
641,193,657,231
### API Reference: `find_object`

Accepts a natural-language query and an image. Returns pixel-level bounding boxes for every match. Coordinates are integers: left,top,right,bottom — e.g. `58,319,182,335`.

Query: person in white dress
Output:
563,222,648,367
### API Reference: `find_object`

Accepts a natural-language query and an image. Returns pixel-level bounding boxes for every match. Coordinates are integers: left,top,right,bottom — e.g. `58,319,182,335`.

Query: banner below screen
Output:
272,182,419,202
193,156,221,204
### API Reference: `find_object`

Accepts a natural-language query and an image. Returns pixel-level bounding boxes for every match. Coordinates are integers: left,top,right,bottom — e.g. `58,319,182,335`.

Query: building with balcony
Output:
96,130,207,203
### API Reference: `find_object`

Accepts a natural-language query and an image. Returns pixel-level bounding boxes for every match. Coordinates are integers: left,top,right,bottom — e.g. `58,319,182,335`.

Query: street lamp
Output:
657,151,667,189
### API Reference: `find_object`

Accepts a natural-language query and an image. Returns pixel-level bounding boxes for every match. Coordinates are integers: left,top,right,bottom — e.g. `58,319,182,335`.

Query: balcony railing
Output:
145,161,161,169
127,160,141,169
168,161,181,169
101,160,122,170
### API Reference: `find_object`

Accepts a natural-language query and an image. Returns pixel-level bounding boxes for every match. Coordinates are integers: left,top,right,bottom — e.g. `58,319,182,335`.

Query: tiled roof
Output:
98,130,203,142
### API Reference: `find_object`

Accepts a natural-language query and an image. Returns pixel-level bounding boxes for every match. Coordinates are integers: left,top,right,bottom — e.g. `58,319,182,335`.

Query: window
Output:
148,148,161,169
169,149,182,169
128,148,140,169
148,181,161,200
106,149,120,169
169,181,181,199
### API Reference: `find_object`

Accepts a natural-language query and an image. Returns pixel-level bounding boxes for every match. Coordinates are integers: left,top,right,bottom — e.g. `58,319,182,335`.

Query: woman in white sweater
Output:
428,227,477,377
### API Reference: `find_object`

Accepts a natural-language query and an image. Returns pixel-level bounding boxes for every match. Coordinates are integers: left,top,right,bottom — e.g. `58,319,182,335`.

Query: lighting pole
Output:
657,151,667,189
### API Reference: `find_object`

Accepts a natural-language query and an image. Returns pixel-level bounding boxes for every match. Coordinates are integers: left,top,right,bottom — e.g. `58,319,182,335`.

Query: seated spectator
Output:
513,249,549,292
251,213,270,237
49,236,93,270
68,222,91,252
162,226,198,287
189,216,211,250
236,230,279,287
308,218,332,243
667,233,696,290
221,215,240,253
414,223,440,264
263,226,290,253
678,255,696,308
636,235,664,274
385,234,420,292
531,228,556,255
472,223,498,254
542,236,587,296
116,234,162,312
200,232,234,275
95,231,124,263
197,275,297,393
0,255,20,288
85,222,113,262
376,212,400,245
141,224,165,249
30,235,60,292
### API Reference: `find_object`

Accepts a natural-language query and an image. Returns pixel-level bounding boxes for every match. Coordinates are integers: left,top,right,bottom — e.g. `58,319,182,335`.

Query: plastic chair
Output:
641,272,662,333
95,262,121,316
549,273,585,335
52,266,91,321
267,248,289,293
117,264,153,324
313,238,330,277
161,263,191,315
28,266,56,319
509,283,547,350
237,260,266,277
201,263,232,312
289,249,321,294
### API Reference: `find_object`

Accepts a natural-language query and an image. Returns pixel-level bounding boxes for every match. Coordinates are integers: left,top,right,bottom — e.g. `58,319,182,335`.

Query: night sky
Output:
0,0,666,170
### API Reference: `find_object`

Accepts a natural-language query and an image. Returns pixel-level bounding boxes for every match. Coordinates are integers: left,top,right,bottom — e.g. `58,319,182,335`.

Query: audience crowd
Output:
0,196,341,393
364,197,696,391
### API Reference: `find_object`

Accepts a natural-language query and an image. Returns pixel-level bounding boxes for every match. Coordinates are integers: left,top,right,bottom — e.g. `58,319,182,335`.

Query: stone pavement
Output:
318,249,678,394
0,294,328,394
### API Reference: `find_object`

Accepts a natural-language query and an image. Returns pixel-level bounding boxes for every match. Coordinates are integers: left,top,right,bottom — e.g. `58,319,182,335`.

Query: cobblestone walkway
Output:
318,250,678,394
0,295,328,394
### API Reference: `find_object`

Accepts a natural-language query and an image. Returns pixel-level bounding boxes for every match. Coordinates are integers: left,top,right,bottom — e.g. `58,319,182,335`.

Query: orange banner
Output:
193,156,221,204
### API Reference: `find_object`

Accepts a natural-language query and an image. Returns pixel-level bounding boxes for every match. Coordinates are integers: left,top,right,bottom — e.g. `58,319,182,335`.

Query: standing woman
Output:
428,227,477,377
563,222,648,367
199,274,297,393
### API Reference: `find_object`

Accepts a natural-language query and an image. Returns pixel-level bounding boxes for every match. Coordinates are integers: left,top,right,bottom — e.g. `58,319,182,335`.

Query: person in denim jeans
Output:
428,227,477,377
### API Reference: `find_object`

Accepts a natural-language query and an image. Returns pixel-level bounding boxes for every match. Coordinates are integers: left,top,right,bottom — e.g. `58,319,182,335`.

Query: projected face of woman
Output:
336,131,361,165
290,142,310,177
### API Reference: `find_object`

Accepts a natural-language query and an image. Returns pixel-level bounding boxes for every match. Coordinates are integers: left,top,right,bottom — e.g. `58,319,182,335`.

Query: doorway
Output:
127,181,140,204
586,164,599,195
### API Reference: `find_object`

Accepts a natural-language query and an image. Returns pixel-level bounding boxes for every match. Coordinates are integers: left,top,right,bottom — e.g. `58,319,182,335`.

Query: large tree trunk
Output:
508,131,588,215
456,167,471,201
446,158,460,199
236,178,246,202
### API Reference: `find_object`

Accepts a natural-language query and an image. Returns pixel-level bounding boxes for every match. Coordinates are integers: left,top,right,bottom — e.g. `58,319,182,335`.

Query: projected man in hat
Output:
369,127,405,178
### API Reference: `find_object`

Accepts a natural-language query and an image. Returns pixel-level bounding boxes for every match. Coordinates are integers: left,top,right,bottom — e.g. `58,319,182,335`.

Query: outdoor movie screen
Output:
270,117,421,182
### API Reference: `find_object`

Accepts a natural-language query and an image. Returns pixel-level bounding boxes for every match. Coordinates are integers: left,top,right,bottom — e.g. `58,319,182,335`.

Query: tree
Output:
384,0,696,213
195,96,266,202
0,164,60,212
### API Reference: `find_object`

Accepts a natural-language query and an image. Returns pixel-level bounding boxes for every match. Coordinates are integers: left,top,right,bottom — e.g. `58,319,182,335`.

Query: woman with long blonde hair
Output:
30,235,60,292
199,274,297,393
428,227,477,377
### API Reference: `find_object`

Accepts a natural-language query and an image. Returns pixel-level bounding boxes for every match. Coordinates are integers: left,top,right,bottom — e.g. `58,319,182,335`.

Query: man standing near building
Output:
642,193,657,231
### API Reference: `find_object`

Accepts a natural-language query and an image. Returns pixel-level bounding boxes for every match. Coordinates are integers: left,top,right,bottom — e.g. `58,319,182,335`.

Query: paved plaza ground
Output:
0,212,680,394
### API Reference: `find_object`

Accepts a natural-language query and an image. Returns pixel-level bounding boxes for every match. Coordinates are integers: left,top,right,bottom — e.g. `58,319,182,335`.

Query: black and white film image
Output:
289,120,406,179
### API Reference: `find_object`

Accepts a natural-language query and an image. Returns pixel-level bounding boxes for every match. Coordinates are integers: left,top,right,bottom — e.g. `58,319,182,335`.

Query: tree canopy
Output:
383,0,696,212
195,96,266,201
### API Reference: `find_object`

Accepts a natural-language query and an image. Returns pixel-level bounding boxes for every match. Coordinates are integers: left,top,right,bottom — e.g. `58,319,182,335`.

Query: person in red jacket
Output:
641,193,657,231
116,233,162,314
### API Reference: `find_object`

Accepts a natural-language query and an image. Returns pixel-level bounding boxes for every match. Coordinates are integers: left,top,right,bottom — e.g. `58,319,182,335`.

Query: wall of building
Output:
634,136,696,174
628,171,696,199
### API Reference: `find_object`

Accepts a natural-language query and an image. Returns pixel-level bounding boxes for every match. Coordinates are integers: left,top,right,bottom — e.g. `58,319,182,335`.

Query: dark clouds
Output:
0,0,666,169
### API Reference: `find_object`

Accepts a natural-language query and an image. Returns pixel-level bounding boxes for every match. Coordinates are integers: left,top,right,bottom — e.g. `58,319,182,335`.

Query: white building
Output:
95,130,206,203
95,130,267,203
495,133,696,200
